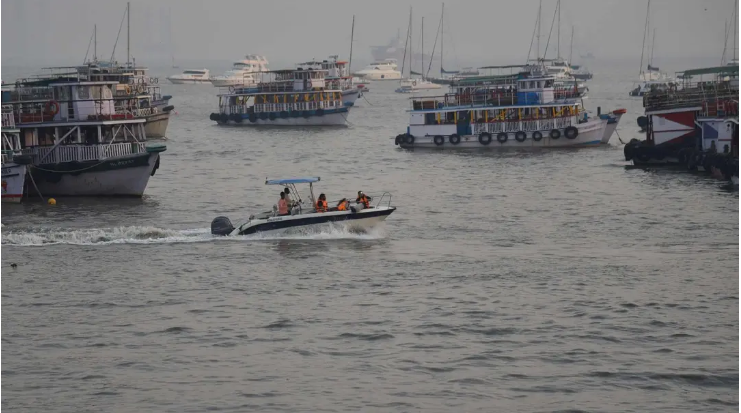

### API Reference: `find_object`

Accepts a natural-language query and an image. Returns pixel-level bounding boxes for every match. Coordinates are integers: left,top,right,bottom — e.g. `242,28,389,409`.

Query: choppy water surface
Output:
2,62,738,412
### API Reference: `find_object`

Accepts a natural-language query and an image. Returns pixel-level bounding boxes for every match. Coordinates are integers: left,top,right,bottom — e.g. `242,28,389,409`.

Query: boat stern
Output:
600,108,626,144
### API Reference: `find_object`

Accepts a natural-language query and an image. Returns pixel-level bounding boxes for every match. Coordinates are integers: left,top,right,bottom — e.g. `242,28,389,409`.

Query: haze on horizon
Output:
1,0,737,72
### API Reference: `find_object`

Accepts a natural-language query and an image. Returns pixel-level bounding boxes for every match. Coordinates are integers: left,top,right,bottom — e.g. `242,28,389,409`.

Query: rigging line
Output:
399,7,412,82
83,26,94,64
110,6,128,62
425,10,443,78
525,4,540,63
541,1,559,60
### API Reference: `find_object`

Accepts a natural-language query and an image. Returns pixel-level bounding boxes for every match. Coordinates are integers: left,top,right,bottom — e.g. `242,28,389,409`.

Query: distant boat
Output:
579,52,595,59
167,69,211,84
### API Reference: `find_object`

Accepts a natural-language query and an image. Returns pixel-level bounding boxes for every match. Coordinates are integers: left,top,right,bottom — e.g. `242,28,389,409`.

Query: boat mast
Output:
557,0,561,59
94,24,97,62
126,1,130,67
649,28,656,68
537,0,542,61
569,26,574,65
734,0,738,62
349,15,355,75
639,0,651,76
421,16,424,79
410,8,412,78
440,3,444,78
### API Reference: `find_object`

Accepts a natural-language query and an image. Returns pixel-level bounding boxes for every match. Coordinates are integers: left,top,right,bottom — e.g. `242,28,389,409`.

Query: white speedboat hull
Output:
356,71,402,81
210,78,257,88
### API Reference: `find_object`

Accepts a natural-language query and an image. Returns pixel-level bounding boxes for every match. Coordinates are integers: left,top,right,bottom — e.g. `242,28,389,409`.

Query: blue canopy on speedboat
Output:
265,177,321,185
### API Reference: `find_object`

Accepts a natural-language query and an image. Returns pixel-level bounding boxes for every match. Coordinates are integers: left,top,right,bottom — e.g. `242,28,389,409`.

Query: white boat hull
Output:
356,71,402,81
228,206,396,236
2,163,27,203
210,78,257,88
399,119,609,149
342,89,361,105
167,78,211,84
601,112,624,144
30,153,160,197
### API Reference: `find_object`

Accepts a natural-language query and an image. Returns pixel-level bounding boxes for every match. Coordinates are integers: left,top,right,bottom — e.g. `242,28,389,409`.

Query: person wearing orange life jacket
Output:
356,191,371,208
315,193,328,212
277,192,289,215
337,198,349,211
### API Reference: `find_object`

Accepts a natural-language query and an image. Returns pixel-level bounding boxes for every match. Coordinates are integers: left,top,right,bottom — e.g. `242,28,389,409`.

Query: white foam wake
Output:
2,222,386,246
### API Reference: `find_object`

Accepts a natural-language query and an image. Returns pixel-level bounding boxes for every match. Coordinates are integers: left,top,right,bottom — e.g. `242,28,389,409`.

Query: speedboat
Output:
395,78,442,93
210,55,269,87
167,69,211,84
210,177,396,236
353,59,402,81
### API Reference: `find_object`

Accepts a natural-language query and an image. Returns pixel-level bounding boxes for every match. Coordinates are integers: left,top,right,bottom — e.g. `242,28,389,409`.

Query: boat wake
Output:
2,223,386,247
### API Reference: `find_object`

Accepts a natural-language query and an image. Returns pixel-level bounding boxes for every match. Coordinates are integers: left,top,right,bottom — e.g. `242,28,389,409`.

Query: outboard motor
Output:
211,216,234,236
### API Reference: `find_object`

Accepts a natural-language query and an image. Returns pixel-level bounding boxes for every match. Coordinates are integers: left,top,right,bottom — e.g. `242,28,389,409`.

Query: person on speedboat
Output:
337,198,349,211
356,191,371,208
316,193,328,212
278,192,289,215
284,187,293,207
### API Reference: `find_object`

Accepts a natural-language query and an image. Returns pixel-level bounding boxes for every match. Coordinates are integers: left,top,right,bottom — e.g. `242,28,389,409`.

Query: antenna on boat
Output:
349,15,355,75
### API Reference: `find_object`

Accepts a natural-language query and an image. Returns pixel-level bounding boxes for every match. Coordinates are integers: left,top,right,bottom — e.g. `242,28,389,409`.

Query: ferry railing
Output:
22,142,146,164
472,116,575,134
2,111,15,128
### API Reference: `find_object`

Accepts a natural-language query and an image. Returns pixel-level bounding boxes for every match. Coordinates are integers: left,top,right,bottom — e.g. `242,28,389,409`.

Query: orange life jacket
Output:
357,195,369,208
337,200,348,211
316,199,327,212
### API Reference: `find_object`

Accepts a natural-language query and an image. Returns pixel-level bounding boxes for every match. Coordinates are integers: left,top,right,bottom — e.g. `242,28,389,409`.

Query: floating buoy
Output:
47,198,57,205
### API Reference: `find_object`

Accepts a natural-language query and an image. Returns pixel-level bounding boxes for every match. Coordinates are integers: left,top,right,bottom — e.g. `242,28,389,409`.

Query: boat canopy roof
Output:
265,177,321,185
677,65,739,77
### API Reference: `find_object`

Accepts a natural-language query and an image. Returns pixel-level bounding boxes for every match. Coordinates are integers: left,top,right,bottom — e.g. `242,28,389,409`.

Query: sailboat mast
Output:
409,8,412,78
537,0,542,61
639,0,651,75
349,15,355,75
126,2,130,67
441,3,444,77
569,26,574,65
421,17,424,79
94,24,97,62
734,0,738,62
650,28,656,67
557,0,561,59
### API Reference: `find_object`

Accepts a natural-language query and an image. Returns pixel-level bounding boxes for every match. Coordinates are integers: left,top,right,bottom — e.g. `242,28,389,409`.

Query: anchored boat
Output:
1,105,29,203
211,177,395,236
394,67,624,149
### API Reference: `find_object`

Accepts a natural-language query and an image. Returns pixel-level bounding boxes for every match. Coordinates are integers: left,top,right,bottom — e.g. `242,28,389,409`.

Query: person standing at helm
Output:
356,191,371,208
278,192,289,215
283,188,293,206
316,193,328,212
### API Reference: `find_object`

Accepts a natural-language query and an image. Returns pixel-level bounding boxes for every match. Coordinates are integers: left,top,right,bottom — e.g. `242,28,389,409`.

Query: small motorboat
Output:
210,177,396,236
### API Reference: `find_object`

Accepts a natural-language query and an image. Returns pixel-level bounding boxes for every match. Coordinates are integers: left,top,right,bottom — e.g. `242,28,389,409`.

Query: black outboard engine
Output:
211,216,235,236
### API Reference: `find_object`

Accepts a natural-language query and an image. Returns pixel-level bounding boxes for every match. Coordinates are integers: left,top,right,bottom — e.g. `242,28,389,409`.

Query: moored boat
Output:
210,55,269,87
394,68,624,149
1,105,28,203
167,69,211,84
211,177,395,236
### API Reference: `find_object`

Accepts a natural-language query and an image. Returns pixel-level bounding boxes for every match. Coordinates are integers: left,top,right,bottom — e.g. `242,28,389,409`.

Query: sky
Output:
1,0,738,71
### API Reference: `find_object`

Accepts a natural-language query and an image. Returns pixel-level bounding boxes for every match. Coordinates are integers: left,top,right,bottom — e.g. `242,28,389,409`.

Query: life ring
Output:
228,86,235,93
434,135,444,146
550,129,561,139
564,126,578,139
231,113,243,123
497,132,508,144
154,77,159,84
404,134,415,145
137,84,145,94
532,131,543,141
149,77,155,84
514,131,526,142
316,109,325,117
412,81,417,86
137,78,145,84
128,78,136,85
269,112,277,121
249,113,257,123
219,113,229,124
45,100,60,116
124,85,132,94
478,132,492,145
209,113,218,121
449,134,461,145
394,134,403,145
635,147,652,163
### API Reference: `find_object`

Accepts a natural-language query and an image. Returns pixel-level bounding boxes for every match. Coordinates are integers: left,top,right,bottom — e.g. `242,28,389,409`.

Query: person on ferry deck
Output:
284,187,293,206
316,193,328,212
278,192,289,215
356,191,371,208
337,198,349,211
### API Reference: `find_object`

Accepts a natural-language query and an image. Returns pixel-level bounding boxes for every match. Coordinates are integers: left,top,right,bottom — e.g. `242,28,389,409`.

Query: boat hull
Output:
398,119,609,149
144,112,170,138
601,112,624,144
356,72,402,81
234,207,395,235
30,152,161,197
2,163,27,203
210,78,257,88
167,78,211,84
342,89,361,106
218,110,350,126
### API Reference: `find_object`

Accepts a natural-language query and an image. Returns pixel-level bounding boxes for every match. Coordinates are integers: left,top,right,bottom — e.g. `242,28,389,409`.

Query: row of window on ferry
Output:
228,92,344,105
423,105,581,125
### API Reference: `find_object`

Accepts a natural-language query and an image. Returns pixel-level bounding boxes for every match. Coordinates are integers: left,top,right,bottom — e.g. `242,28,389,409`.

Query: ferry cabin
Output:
408,75,585,137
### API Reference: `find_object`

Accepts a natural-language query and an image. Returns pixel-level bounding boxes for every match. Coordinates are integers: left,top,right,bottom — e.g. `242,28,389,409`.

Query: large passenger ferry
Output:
394,69,624,149
209,67,351,126
1,80,165,197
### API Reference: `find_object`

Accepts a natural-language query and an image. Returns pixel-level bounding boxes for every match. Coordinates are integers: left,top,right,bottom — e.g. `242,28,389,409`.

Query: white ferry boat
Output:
1,105,28,202
394,70,625,149
1,81,166,196
296,56,361,106
353,59,402,81
167,69,211,84
211,177,395,236
210,67,352,126
210,55,269,87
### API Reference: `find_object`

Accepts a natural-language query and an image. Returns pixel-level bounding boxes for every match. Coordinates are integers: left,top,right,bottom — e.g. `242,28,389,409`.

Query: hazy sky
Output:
1,0,738,69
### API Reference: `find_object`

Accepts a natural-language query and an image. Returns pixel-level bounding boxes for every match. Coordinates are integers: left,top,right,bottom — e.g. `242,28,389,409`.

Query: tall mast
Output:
569,25,574,65
409,8,413,77
734,0,738,62
639,0,650,76
126,2,130,67
441,3,444,77
94,24,97,62
649,28,656,67
349,15,355,75
421,16,424,78
557,0,561,59
537,0,542,61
